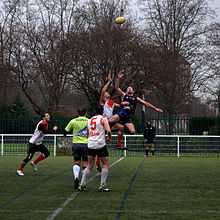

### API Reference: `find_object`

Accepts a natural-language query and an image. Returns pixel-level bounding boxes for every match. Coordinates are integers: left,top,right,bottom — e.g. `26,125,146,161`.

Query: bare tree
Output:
67,0,141,109
133,0,214,132
5,0,81,114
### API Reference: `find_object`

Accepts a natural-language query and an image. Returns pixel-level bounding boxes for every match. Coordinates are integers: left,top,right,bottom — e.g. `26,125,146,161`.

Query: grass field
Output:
0,155,220,220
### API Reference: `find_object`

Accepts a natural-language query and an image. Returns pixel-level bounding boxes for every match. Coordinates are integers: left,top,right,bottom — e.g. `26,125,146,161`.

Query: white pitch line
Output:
47,157,125,220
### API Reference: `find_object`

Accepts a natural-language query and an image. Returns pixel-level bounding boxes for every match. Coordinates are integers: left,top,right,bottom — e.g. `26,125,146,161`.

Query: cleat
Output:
74,178,79,190
98,185,111,192
16,170,24,176
78,185,86,192
30,161,38,172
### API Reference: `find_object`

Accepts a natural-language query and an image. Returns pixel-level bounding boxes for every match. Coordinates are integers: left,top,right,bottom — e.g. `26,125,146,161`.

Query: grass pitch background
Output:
0,156,220,220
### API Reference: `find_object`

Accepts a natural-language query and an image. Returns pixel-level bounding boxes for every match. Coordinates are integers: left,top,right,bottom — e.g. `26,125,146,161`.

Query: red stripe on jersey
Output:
107,99,114,108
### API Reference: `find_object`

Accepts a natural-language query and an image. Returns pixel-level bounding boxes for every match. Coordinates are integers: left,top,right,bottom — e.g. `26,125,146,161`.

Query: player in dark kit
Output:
143,122,156,157
16,113,58,176
109,72,163,135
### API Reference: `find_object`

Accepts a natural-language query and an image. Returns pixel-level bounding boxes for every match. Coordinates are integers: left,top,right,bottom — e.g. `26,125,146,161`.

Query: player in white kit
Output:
95,73,124,172
79,108,112,192
16,113,58,176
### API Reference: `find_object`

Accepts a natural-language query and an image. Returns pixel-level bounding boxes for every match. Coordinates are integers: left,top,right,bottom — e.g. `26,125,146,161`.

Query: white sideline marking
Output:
47,157,125,220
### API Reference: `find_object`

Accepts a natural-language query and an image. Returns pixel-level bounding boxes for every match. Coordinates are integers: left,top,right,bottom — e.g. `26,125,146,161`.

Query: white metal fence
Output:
1,134,220,157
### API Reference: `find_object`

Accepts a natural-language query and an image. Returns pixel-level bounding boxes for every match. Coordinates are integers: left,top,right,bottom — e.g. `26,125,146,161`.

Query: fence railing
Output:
1,134,220,157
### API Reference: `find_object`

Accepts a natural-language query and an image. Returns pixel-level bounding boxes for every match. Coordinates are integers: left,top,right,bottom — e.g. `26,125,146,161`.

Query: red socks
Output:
33,154,45,164
18,161,26,171
116,130,123,148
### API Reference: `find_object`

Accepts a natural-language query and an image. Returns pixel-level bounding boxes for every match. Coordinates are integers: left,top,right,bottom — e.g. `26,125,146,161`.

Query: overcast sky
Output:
210,0,220,21
131,0,220,23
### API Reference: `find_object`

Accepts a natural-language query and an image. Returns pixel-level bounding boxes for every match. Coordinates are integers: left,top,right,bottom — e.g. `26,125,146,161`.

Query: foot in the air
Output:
16,170,24,176
74,178,79,189
30,161,38,172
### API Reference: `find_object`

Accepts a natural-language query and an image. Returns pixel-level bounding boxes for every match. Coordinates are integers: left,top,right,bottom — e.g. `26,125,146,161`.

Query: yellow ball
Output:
115,16,125,25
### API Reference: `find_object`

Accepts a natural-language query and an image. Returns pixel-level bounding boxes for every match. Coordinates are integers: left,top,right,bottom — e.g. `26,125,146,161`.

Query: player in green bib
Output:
64,108,88,189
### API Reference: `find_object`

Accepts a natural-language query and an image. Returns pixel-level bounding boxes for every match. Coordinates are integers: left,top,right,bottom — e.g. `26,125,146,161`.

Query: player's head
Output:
77,108,87,116
103,91,110,102
126,86,134,96
41,113,50,122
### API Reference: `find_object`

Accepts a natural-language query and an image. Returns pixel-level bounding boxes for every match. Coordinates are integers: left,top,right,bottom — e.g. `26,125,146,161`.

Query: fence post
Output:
1,134,3,156
124,135,127,157
177,135,180,158
53,135,57,157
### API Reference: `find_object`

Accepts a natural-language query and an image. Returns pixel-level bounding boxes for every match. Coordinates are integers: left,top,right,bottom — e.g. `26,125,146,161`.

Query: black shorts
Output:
72,144,88,161
144,139,154,144
27,143,50,157
88,145,109,158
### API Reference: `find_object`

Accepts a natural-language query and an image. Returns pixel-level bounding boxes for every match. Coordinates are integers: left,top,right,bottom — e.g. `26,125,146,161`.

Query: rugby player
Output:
16,113,58,176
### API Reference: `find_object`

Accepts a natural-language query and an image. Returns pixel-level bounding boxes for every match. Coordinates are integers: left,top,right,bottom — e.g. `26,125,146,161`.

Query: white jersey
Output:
103,99,114,119
29,120,48,145
88,115,106,149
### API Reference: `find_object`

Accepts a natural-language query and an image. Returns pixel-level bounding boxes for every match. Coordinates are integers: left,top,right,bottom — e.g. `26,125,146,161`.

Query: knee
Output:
23,157,30,164
44,150,50,158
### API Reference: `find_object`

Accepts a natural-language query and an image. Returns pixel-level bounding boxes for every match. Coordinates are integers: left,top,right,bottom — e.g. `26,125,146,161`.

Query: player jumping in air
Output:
16,113,58,176
95,72,124,172
109,71,163,135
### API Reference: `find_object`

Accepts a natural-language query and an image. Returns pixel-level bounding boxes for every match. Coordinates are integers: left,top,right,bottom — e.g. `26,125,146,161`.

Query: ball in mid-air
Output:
115,16,125,25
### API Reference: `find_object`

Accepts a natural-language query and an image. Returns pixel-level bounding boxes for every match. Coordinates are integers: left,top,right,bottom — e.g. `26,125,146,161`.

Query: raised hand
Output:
107,72,112,82
155,108,163,113
117,70,124,79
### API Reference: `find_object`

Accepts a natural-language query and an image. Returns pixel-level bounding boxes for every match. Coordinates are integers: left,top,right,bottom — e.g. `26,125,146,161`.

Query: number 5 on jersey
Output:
90,117,97,130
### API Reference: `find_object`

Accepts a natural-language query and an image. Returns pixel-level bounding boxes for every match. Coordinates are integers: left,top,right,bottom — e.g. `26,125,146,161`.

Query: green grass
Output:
0,156,220,220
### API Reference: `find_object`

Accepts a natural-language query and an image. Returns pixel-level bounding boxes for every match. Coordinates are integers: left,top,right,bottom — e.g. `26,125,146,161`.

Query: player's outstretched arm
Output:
115,71,125,97
137,97,163,113
99,72,112,105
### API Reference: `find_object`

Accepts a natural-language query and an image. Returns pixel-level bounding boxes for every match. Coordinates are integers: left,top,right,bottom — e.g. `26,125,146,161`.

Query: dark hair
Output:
77,108,87,116
41,112,49,119
40,113,46,119
90,106,103,117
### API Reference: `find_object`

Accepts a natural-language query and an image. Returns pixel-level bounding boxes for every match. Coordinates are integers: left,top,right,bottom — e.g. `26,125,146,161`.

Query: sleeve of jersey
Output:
65,120,74,133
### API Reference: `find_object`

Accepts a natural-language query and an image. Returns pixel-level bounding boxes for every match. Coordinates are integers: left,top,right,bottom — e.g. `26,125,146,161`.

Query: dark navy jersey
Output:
122,95,137,114
144,124,156,143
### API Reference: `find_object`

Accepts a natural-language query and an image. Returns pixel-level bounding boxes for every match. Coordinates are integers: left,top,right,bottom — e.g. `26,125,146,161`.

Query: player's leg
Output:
124,122,136,134
79,148,95,190
144,143,150,157
99,146,111,191
108,114,120,124
17,143,37,175
150,143,155,156
80,145,88,189
71,144,83,189
95,155,101,172
31,144,50,167
112,123,124,149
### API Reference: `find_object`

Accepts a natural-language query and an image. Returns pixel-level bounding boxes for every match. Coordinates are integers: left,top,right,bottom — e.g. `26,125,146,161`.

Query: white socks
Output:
101,167,109,186
73,164,80,179
80,167,91,186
